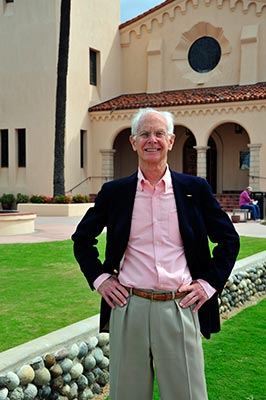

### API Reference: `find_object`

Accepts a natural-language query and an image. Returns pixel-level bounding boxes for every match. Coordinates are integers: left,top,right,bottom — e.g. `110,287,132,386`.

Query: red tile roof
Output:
120,0,175,29
89,82,266,112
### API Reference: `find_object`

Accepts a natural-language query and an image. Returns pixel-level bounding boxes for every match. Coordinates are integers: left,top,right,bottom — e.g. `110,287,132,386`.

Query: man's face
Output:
129,113,175,167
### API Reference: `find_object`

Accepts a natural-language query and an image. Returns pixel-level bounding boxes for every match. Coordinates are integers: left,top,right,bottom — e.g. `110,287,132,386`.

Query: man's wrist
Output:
93,273,112,290
196,279,216,299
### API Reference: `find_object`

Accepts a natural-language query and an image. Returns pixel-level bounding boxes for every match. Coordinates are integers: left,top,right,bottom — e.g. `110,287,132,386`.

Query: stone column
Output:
194,146,209,179
100,149,116,183
248,143,262,190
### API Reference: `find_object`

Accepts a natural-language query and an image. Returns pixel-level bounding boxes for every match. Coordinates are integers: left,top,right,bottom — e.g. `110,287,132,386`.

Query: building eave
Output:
88,82,266,113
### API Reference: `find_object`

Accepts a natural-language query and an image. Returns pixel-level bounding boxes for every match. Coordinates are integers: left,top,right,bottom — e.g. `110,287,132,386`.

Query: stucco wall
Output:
120,0,266,93
0,0,60,195
0,0,266,197
65,0,121,196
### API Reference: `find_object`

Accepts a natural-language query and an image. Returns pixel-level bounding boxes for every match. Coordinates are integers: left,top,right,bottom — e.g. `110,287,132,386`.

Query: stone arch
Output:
207,136,217,193
183,133,197,175
209,122,250,192
168,125,197,173
113,128,138,179
208,129,223,194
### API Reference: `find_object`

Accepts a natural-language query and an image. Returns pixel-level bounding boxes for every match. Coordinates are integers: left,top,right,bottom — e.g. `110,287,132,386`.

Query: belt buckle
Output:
171,291,175,300
150,292,154,301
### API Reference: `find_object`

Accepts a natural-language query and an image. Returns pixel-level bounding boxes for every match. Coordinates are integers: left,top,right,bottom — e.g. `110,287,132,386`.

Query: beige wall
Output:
0,0,60,195
90,97,266,193
0,0,121,197
120,0,266,93
0,0,265,199
88,0,266,194
65,0,121,196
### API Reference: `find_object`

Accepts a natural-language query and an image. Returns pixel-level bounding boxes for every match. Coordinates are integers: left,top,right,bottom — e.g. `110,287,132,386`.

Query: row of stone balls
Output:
219,263,266,314
0,333,110,400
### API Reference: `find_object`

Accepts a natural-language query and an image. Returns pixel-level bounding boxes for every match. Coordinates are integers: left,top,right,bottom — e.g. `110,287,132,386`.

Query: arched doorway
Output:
113,129,138,179
183,135,197,175
182,134,217,192
207,137,217,193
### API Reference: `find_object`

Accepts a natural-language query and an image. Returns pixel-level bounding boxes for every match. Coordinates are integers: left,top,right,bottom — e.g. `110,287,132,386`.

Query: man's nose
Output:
147,133,158,142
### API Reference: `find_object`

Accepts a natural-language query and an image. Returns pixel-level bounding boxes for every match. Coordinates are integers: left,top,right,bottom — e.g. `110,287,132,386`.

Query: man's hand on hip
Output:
97,276,129,309
179,281,208,312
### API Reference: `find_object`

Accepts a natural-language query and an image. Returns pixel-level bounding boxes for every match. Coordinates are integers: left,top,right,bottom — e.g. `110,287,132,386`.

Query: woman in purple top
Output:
239,186,261,220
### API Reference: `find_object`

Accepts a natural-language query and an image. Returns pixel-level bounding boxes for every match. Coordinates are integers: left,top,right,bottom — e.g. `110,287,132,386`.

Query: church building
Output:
0,0,266,210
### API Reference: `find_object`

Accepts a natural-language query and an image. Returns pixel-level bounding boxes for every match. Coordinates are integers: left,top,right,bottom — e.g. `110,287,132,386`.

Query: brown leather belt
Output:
125,287,185,301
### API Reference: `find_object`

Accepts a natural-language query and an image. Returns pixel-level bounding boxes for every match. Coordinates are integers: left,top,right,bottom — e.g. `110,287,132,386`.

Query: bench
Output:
232,209,251,222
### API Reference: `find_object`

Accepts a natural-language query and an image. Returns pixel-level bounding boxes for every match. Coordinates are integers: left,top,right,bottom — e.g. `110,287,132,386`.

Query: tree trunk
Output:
53,0,71,197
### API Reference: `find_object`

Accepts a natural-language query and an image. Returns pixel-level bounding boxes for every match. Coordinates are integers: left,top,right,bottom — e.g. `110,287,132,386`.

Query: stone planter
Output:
1,201,17,211
17,203,94,217
0,212,36,235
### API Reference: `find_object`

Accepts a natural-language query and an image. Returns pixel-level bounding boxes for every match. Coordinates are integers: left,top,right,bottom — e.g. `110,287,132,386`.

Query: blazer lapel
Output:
111,172,138,254
170,171,196,243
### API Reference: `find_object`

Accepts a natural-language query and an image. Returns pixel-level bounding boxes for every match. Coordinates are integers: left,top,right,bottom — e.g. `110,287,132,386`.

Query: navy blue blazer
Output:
72,170,240,339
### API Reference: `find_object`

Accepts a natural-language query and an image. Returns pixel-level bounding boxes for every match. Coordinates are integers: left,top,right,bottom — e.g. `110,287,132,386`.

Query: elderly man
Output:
72,108,240,400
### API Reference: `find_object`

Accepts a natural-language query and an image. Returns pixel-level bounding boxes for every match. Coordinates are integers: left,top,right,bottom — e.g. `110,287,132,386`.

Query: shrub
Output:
0,193,16,203
72,194,89,203
16,193,29,203
52,195,72,204
0,193,16,210
30,195,51,204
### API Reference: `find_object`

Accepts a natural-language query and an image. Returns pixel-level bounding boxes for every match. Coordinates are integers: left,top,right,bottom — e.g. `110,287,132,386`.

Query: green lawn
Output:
130,299,266,400
0,235,265,352
203,299,266,400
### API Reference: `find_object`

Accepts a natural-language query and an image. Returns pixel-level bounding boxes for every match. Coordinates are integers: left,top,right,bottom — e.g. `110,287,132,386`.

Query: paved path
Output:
0,216,82,244
0,215,266,244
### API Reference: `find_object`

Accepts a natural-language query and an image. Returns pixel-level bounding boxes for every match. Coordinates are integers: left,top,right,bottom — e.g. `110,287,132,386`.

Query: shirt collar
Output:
137,165,172,193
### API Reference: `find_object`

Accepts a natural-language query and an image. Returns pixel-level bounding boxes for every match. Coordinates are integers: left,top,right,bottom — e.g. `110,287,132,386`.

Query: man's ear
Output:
168,134,175,151
129,135,137,151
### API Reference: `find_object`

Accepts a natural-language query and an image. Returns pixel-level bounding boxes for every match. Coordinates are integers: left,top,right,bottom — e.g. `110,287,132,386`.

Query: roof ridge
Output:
89,82,266,112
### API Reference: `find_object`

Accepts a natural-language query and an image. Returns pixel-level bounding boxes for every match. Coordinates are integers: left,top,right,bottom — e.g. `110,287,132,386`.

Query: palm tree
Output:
53,0,71,196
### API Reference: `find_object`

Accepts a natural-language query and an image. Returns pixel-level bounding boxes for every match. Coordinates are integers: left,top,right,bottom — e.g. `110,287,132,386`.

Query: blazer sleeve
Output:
71,184,109,289
195,179,240,292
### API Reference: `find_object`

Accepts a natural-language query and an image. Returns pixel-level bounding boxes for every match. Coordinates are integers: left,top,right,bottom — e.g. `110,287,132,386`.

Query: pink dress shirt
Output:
94,167,215,298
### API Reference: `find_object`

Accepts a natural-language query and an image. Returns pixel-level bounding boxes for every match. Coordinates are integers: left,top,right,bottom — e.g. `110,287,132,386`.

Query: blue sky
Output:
120,0,163,23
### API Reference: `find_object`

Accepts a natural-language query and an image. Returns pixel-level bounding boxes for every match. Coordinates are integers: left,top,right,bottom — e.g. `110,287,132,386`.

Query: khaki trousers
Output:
109,294,208,400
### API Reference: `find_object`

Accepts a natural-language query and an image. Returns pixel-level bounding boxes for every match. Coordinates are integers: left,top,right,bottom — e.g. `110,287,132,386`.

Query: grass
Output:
121,299,265,400
0,235,265,352
0,235,105,352
203,299,266,400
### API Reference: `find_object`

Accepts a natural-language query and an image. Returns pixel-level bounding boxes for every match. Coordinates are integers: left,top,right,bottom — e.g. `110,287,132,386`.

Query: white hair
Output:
131,108,174,139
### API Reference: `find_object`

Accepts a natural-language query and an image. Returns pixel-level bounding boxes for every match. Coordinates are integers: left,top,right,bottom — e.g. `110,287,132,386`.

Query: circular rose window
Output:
188,36,221,73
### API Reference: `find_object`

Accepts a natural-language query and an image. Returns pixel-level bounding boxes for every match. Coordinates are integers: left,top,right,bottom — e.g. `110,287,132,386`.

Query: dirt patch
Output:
220,294,266,322
94,384,110,400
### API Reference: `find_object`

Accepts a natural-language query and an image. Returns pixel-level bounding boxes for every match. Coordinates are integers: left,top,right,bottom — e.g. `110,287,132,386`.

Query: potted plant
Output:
72,194,89,203
52,195,72,204
16,193,29,204
0,193,16,210
29,194,52,203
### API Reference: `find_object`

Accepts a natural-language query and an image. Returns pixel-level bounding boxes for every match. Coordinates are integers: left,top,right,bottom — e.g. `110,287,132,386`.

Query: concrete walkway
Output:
0,216,82,244
0,215,266,244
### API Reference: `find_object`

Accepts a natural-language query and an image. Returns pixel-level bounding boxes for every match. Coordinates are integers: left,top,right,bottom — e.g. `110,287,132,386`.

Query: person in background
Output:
239,186,261,221
72,108,240,400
